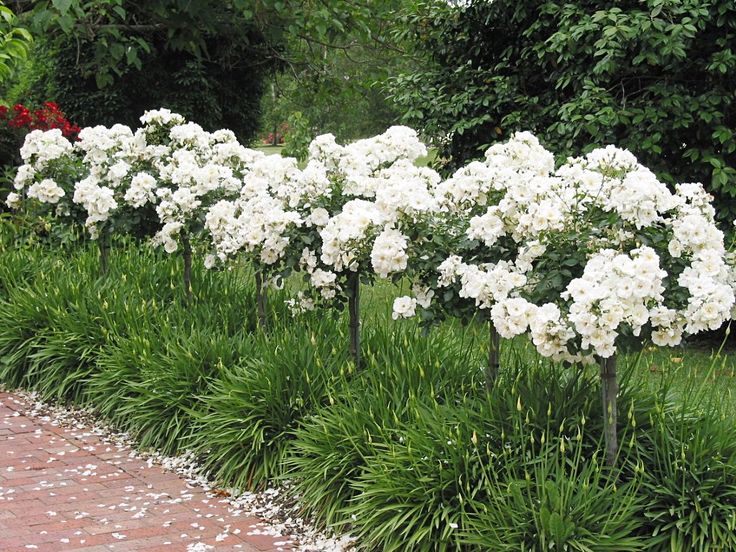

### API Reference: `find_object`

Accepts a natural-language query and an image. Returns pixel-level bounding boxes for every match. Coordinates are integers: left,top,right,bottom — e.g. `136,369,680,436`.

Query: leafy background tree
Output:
0,1,31,84
4,1,281,142
258,33,411,149
389,0,736,230
255,0,416,152
3,0,408,144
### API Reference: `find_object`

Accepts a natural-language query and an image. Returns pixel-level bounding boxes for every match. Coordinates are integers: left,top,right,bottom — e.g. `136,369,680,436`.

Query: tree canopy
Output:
390,0,736,228
0,1,32,83
3,0,409,142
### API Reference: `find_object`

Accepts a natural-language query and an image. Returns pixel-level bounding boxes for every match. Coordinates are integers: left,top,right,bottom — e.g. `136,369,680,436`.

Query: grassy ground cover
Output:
252,143,438,168
253,144,285,156
1,227,735,551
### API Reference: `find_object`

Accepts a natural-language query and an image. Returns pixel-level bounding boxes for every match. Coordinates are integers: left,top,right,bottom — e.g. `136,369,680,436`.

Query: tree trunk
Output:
486,322,500,389
347,271,361,370
98,235,110,277
271,82,279,146
181,231,192,301
254,269,268,330
600,354,618,467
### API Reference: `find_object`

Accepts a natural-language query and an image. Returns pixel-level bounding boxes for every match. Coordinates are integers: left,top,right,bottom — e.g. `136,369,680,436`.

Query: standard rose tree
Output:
427,141,734,465
392,133,555,386
278,127,437,368
205,153,303,328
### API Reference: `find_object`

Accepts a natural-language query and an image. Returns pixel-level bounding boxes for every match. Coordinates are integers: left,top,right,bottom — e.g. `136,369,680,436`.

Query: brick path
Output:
0,392,295,552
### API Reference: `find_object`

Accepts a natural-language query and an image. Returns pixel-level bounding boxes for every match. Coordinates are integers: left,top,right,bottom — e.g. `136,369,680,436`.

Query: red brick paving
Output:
0,392,295,552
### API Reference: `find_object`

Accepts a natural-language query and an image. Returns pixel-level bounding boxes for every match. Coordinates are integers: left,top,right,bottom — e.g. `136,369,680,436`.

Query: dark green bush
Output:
289,351,736,551
30,34,269,142
90,329,252,455
320,358,614,551
0,249,102,397
287,322,485,530
391,0,736,231
634,405,736,551
463,442,644,551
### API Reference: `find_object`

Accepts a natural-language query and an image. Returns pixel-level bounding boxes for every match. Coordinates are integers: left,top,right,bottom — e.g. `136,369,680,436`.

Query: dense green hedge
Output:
1,234,736,551
391,0,736,231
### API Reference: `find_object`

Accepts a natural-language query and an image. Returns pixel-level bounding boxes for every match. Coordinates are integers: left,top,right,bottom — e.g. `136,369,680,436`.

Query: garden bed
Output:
1,239,735,551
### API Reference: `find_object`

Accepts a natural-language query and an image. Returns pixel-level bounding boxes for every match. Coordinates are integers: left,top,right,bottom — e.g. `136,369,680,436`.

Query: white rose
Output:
392,296,417,320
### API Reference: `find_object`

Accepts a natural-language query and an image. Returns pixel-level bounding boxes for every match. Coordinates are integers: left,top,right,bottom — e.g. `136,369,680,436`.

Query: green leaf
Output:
0,6,14,24
52,0,73,16
57,13,74,33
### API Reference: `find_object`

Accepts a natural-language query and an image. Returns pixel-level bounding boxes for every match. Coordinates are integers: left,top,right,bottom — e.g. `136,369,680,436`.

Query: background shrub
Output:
390,0,736,231
29,36,270,143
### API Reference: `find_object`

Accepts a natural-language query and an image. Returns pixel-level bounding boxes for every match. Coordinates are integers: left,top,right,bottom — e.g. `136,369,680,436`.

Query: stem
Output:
98,235,110,277
600,354,618,467
271,82,279,146
181,231,192,301
348,271,361,370
486,322,500,390
255,269,268,330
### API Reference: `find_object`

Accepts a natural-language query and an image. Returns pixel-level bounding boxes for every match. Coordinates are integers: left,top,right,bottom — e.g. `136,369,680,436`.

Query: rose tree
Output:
424,139,734,465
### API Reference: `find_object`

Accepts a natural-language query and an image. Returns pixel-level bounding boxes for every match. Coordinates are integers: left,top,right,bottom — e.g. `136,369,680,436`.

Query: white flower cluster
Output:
19,129,74,169
8,129,76,215
418,133,736,361
8,109,271,247
124,172,157,209
320,200,386,272
206,193,302,266
8,117,735,362
295,129,442,303
27,178,65,204
561,247,666,357
150,122,253,251
371,227,409,279
72,177,118,238
139,107,186,129
391,285,435,320
303,126,429,201
71,124,143,236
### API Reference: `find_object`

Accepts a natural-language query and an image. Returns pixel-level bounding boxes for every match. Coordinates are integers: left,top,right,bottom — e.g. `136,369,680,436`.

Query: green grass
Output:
252,144,285,156
251,142,439,169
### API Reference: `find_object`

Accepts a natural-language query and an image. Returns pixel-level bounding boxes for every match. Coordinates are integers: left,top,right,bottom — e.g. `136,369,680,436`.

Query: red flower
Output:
1,101,80,140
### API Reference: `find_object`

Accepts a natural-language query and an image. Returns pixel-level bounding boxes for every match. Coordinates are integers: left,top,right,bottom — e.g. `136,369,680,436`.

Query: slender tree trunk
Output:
254,269,268,330
600,354,618,467
271,83,279,146
347,271,361,370
486,322,500,389
98,235,110,277
181,231,192,301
